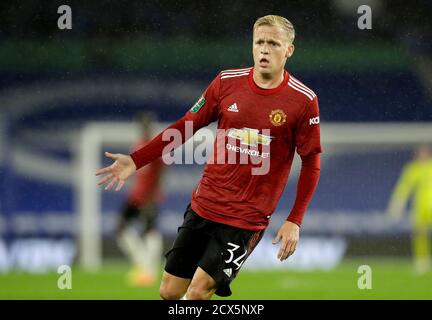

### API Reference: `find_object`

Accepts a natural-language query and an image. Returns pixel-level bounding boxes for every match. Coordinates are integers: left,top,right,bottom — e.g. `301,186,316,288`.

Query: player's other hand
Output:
95,152,137,192
272,220,300,261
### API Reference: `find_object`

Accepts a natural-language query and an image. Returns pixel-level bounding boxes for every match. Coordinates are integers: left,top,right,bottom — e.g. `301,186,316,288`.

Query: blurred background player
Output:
116,112,165,286
387,145,432,274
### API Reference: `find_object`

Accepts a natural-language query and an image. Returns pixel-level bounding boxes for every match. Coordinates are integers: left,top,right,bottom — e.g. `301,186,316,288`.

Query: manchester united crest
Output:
269,109,287,126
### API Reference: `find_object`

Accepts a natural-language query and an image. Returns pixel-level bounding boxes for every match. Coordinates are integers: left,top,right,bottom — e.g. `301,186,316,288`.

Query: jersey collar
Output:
248,68,289,96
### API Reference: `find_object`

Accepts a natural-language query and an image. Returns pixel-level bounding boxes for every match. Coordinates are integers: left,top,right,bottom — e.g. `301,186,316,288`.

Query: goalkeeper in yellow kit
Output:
387,145,432,273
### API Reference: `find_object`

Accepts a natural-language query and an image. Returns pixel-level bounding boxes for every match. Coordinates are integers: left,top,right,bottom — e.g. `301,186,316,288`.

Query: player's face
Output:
253,25,294,76
416,145,432,161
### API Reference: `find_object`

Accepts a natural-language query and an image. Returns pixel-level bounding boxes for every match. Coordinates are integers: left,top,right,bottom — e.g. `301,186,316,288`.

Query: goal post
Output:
76,122,141,271
76,122,432,271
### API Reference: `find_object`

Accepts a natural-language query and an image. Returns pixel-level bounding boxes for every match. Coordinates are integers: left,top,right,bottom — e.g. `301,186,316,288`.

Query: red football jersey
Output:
131,67,322,231
188,67,322,230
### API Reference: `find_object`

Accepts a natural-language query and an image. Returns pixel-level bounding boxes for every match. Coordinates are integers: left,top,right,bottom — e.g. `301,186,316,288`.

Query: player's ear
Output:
286,43,295,58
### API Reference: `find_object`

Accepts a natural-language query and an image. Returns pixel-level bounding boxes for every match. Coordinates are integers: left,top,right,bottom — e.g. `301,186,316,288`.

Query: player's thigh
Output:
138,203,158,232
159,271,191,300
186,267,217,300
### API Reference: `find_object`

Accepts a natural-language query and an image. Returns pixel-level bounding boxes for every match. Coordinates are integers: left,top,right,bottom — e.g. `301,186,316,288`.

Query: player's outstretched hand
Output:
95,152,137,192
272,220,300,261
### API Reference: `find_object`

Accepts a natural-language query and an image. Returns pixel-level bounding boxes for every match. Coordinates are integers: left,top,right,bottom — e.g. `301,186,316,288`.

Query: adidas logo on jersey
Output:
223,268,232,278
227,103,239,112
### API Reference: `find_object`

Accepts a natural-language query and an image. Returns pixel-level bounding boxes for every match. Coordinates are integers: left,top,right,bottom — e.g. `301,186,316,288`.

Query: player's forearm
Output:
392,177,413,208
287,153,321,226
130,115,197,169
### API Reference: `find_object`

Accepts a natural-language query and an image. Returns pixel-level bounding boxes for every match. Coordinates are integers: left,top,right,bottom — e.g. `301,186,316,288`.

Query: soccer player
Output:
96,15,322,299
387,145,432,274
116,112,164,286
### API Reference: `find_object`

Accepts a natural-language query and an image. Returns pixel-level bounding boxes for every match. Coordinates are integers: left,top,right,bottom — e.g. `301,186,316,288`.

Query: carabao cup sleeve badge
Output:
190,96,206,113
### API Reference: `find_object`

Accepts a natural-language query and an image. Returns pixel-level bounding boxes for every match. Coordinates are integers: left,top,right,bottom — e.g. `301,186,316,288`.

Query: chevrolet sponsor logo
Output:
227,128,272,147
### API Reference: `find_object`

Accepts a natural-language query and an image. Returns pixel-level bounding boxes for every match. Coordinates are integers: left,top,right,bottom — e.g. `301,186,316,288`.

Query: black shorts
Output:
164,204,264,297
120,202,158,232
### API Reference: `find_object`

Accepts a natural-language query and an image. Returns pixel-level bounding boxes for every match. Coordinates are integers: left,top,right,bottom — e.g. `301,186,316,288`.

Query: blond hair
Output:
253,15,295,43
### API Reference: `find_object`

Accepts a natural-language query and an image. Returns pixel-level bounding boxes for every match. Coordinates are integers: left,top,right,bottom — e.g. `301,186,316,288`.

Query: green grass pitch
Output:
1,258,431,300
